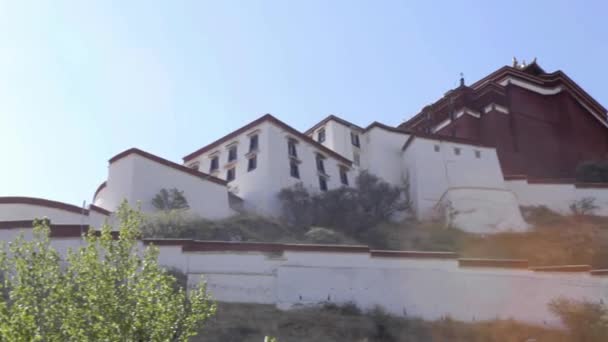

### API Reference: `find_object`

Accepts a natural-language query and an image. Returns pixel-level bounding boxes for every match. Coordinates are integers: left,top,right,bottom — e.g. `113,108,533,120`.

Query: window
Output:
226,167,236,182
316,154,325,173
247,156,257,171
475,150,481,159
228,146,237,162
434,145,440,152
288,139,298,158
249,134,259,152
454,147,461,155
353,152,360,166
290,161,300,179
340,167,349,186
351,132,360,147
317,128,326,143
188,162,200,170
319,176,328,191
209,156,219,172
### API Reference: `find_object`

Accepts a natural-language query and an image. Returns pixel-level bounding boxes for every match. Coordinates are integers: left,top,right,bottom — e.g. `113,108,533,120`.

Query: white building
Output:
3,113,608,233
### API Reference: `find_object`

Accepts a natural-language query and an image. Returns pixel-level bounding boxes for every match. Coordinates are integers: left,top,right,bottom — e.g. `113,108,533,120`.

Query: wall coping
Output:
590,269,608,276
459,258,529,269
371,250,458,259
503,175,608,189
531,265,592,272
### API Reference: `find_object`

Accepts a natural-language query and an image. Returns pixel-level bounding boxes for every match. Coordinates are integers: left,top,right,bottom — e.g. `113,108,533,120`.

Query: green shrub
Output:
549,298,608,342
142,211,296,243
278,171,411,236
569,197,599,216
520,205,565,226
152,188,189,211
322,301,362,316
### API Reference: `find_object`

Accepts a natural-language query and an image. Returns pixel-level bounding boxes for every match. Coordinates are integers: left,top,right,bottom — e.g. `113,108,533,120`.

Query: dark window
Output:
351,132,360,147
319,176,328,191
340,167,349,186
353,152,360,166
434,145,440,152
317,129,325,143
288,139,298,158
188,162,200,170
228,146,237,162
316,154,325,173
454,147,461,156
290,161,300,179
210,156,219,172
249,134,259,152
475,150,481,158
248,156,257,171
226,167,236,182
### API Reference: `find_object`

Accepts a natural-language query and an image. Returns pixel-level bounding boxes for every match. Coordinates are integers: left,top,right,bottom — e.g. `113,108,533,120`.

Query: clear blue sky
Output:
1,0,607,206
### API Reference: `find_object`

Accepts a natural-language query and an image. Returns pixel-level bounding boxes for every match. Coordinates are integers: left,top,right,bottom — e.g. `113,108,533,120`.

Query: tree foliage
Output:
549,298,608,342
152,188,190,211
278,171,411,235
0,202,215,341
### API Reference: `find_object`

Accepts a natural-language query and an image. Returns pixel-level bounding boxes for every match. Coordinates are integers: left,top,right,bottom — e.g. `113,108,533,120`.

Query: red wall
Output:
436,84,608,178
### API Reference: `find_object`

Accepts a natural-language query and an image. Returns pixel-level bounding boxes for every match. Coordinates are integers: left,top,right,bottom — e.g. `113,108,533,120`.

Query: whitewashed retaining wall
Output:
0,222,605,328
506,179,608,216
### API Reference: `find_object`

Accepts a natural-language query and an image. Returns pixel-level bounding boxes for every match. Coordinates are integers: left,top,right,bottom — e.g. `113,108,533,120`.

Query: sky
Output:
0,0,607,206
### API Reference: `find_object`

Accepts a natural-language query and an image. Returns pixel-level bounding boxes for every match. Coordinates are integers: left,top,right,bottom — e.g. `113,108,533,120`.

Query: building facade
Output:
400,60,608,179
2,61,608,233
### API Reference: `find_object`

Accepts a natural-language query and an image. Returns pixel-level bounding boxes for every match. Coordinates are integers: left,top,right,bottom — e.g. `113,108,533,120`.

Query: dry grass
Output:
194,302,569,342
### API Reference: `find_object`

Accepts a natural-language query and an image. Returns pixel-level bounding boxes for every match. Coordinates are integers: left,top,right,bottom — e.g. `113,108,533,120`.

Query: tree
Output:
549,298,608,342
0,202,215,341
152,188,190,211
278,171,411,235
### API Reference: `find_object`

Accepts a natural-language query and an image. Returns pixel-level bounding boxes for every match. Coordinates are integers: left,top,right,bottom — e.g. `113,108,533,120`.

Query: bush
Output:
569,197,599,216
142,211,298,243
549,298,608,342
278,171,411,236
0,203,215,341
152,188,190,211
304,227,342,244
576,160,608,183
521,205,565,226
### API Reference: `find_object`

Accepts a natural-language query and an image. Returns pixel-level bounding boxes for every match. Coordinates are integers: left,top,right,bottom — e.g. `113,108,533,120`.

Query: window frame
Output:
316,153,326,173
350,131,360,147
228,146,238,162
317,128,326,143
318,176,328,191
289,161,300,179
209,156,219,172
247,155,257,172
249,134,259,153
340,167,349,186
287,138,298,158
226,167,236,182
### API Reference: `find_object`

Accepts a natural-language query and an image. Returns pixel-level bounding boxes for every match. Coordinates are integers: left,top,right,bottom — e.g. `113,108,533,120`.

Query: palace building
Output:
2,60,608,233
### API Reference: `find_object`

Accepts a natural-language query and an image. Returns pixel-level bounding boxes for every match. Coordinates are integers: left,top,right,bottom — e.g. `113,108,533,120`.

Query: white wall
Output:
169,246,607,327
0,202,109,228
506,180,608,216
363,127,409,186
404,137,527,232
0,226,606,327
313,120,361,165
97,153,233,219
0,203,88,225
188,121,356,217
